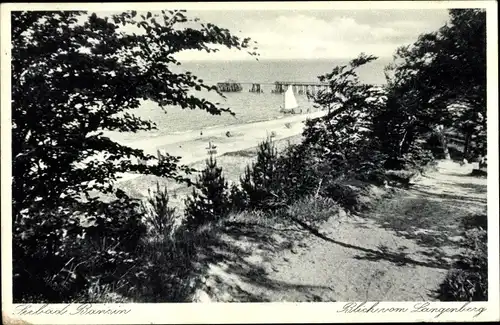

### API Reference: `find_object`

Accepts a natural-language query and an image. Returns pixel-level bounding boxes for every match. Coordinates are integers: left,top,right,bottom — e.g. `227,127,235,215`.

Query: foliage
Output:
424,132,447,159
185,155,231,229
13,190,146,302
286,195,342,226
141,182,178,239
275,143,320,201
439,227,487,301
233,140,319,211
302,53,389,182
228,182,249,212
239,138,282,210
321,180,376,212
126,228,202,302
383,9,486,159
12,10,255,219
11,9,256,302
399,146,436,173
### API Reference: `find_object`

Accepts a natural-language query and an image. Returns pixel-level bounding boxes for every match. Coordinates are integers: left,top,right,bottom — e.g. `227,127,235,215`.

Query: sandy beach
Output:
104,110,326,208
115,110,327,183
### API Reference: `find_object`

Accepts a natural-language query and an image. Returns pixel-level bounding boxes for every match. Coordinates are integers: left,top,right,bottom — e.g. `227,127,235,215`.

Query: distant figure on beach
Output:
226,131,232,137
200,131,203,136
206,141,217,155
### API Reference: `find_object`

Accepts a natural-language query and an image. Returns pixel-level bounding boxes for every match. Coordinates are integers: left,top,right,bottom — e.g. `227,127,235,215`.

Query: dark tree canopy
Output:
12,10,257,218
383,9,486,158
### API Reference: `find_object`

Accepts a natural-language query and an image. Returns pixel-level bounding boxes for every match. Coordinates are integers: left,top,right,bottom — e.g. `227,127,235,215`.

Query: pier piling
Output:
250,83,262,93
217,81,243,92
217,80,332,95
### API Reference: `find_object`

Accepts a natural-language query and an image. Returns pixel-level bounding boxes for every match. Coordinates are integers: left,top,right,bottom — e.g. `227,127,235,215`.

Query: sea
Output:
105,58,391,144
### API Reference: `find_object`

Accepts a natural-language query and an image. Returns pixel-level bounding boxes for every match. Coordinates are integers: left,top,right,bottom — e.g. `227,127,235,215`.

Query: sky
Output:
172,9,451,61
93,9,451,61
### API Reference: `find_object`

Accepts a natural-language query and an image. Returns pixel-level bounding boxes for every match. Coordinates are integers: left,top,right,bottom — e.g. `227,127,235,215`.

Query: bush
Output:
322,182,362,212
13,190,146,303
141,182,178,239
321,179,376,212
286,195,342,227
424,132,447,159
275,143,320,201
438,227,487,301
239,139,323,211
229,182,249,211
240,138,282,210
125,227,202,302
384,170,416,188
185,155,231,230
400,147,436,173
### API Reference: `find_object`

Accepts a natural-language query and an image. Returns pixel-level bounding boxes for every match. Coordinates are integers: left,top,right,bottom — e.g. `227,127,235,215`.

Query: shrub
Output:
126,228,200,302
141,182,178,239
384,170,416,188
13,190,146,303
184,155,231,230
240,138,282,210
228,182,249,211
438,227,487,301
275,143,320,200
424,132,447,159
462,213,487,231
400,146,436,173
322,180,373,212
323,182,360,212
286,195,342,227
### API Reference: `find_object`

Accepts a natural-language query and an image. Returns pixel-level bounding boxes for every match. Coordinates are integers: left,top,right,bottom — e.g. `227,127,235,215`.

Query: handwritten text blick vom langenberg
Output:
337,302,487,318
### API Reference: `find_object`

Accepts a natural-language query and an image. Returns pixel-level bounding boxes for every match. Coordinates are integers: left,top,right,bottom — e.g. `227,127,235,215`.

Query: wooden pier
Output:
216,81,243,92
270,81,330,95
249,83,263,93
216,80,330,94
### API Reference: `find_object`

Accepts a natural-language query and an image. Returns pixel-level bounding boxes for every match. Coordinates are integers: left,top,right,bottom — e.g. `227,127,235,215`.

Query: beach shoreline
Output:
114,110,326,184
106,111,325,208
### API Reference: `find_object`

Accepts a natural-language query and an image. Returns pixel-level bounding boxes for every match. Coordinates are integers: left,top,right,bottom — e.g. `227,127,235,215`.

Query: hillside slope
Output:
191,160,487,302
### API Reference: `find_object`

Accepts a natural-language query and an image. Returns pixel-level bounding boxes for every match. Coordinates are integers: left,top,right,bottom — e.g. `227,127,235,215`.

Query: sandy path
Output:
193,160,487,302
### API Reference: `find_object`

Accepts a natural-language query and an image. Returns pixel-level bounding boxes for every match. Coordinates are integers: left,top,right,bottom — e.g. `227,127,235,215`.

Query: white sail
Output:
284,86,299,110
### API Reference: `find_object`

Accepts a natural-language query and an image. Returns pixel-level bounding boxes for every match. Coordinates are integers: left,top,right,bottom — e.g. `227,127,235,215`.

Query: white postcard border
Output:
1,1,498,324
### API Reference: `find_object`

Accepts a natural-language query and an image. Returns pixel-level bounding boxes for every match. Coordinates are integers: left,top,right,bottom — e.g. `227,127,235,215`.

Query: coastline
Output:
110,111,326,208
114,110,326,183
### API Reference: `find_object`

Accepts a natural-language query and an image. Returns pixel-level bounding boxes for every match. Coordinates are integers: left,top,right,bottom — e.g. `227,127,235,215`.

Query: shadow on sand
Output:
288,215,451,270
193,219,336,302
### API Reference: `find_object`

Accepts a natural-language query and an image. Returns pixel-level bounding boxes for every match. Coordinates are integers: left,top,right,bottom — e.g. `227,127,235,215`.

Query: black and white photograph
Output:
1,1,498,323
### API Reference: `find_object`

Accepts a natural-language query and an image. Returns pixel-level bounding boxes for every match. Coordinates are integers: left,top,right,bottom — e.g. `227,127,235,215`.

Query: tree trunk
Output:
463,131,471,160
435,125,450,160
442,134,451,160
400,127,415,155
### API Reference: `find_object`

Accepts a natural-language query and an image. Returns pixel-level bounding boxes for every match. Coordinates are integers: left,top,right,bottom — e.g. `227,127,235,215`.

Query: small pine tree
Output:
184,155,230,229
141,182,177,239
229,182,248,211
240,138,280,209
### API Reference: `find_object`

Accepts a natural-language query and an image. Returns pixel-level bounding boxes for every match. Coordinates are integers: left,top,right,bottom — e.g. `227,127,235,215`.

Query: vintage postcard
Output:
1,1,498,324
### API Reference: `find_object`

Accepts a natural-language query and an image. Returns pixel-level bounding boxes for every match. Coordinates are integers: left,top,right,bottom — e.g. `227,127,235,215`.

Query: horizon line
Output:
178,56,393,63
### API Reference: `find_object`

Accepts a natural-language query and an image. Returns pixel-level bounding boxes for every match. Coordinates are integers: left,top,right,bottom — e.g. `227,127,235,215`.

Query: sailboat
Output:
280,85,300,114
